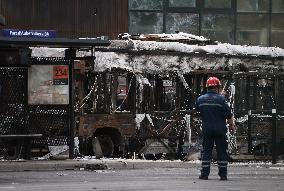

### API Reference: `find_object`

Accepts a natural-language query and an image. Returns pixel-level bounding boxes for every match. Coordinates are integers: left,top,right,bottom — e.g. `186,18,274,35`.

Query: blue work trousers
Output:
201,130,229,177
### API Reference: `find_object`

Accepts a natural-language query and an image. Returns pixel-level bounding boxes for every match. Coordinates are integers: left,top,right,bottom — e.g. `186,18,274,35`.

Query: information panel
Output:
53,65,69,85
28,65,69,104
1,29,56,38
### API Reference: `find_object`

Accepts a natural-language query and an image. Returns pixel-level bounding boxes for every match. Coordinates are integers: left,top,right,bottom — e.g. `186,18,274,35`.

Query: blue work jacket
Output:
196,90,233,133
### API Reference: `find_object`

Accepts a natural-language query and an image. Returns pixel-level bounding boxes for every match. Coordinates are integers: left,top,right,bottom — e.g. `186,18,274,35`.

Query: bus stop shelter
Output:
0,36,110,159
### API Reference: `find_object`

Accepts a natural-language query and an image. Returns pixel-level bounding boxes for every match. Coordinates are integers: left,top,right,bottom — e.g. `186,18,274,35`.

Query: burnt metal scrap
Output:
118,32,217,45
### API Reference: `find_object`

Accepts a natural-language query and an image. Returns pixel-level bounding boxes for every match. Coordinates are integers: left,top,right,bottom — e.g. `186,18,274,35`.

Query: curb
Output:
0,160,200,172
0,159,282,172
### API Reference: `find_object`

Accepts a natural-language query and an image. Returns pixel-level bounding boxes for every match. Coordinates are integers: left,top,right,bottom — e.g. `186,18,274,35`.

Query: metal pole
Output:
272,109,277,164
68,58,75,159
248,110,252,154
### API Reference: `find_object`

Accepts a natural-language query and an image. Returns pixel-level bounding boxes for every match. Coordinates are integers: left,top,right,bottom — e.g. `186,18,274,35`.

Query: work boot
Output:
199,175,208,180
220,176,227,181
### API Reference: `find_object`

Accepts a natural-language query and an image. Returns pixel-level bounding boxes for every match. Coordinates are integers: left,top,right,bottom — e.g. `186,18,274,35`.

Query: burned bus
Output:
71,33,284,160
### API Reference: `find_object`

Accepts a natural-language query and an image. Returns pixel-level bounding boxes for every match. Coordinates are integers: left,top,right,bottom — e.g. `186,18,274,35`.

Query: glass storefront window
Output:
127,0,284,47
169,0,196,7
129,12,163,34
129,0,163,10
201,14,234,43
272,0,284,13
237,0,269,12
204,0,231,8
166,13,199,35
236,14,269,46
271,14,284,48
272,14,284,30
271,31,284,48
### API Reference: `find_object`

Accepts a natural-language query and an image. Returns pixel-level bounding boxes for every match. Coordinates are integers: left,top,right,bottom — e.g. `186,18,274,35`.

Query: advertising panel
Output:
28,65,69,104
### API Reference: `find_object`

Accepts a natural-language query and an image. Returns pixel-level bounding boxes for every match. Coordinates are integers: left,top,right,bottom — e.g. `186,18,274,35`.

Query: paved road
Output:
0,164,283,191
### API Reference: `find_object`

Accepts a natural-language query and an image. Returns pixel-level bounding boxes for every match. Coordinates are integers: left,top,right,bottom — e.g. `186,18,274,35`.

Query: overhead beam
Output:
0,37,110,48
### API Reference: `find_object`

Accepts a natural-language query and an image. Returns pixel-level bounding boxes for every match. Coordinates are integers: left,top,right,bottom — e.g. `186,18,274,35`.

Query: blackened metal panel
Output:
0,0,33,28
0,67,28,159
0,0,128,39
28,105,69,146
31,0,76,37
0,67,28,135
76,0,128,39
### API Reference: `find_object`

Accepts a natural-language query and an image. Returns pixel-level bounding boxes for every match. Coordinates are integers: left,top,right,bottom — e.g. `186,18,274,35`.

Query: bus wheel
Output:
92,135,114,158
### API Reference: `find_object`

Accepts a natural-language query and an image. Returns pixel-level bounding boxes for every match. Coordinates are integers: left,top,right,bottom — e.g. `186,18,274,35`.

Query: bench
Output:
0,134,43,138
0,134,43,159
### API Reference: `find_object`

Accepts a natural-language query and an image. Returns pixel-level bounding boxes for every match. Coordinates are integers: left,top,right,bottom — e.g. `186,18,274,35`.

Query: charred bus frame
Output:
76,42,284,162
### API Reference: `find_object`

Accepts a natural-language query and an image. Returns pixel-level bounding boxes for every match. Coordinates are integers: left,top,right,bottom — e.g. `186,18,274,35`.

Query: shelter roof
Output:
0,36,110,48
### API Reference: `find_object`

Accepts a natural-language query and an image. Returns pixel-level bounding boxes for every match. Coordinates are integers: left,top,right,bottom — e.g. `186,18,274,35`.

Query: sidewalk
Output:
0,158,283,172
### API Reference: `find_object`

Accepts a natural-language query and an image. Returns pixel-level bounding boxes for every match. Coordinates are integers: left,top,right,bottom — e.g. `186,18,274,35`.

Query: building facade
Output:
129,0,284,48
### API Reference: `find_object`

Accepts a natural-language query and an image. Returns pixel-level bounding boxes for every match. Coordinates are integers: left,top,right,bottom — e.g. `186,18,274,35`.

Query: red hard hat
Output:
206,77,221,88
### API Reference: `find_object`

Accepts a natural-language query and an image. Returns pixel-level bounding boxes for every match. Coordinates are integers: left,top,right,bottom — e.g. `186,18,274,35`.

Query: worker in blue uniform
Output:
196,77,236,181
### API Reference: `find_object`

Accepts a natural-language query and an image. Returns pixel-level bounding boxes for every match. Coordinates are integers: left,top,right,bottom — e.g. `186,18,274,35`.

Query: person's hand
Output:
228,117,236,134
229,123,236,134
